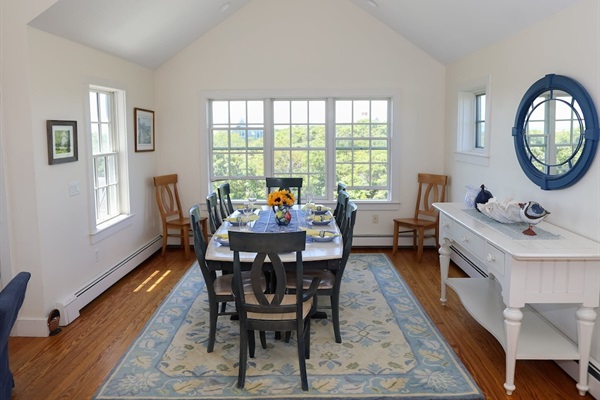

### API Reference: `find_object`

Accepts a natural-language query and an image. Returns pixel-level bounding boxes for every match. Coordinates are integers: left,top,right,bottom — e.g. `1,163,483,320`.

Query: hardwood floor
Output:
8,247,593,400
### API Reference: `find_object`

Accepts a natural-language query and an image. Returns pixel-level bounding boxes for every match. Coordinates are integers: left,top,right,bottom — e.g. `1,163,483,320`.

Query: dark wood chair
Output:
286,201,357,343
217,182,234,219
189,205,262,353
392,173,448,262
332,182,348,222
206,192,222,235
153,174,195,259
229,230,319,391
333,189,349,230
266,177,303,205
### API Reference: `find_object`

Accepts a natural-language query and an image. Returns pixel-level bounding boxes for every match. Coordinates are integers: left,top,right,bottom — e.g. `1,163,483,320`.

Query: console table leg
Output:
439,238,451,305
576,306,596,396
503,307,523,395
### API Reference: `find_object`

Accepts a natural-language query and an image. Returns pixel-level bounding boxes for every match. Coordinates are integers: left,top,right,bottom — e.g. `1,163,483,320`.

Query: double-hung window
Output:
208,96,391,202
456,75,491,166
88,86,129,233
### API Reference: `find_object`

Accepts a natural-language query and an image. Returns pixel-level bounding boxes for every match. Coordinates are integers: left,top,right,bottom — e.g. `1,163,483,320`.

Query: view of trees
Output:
210,99,390,201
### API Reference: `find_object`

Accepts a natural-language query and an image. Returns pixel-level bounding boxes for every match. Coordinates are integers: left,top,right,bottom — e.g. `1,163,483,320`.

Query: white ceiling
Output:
29,0,583,69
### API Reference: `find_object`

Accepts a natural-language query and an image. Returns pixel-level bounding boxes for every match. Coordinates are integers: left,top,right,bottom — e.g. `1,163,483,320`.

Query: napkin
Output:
303,204,331,212
214,233,229,239
225,214,259,223
311,214,332,222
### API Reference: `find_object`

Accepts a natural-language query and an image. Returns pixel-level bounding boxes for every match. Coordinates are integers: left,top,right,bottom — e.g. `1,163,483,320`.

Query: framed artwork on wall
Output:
134,108,155,152
47,120,78,165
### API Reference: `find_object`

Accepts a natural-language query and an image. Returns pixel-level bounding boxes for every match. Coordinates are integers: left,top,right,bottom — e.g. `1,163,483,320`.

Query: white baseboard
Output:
12,237,162,337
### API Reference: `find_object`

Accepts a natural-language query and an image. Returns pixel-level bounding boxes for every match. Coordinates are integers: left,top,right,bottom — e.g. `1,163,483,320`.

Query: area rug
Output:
94,254,483,399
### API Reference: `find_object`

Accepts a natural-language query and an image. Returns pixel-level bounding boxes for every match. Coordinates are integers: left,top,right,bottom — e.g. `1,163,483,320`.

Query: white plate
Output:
310,219,332,226
310,232,338,242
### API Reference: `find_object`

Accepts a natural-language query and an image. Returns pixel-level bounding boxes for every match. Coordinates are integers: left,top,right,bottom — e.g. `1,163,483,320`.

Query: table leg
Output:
576,306,597,396
439,238,451,305
503,307,523,395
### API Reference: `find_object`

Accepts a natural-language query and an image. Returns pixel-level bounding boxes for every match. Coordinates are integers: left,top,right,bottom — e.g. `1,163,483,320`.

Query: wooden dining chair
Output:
392,173,448,262
206,192,222,235
286,201,357,343
266,177,303,204
153,174,193,259
229,230,320,391
217,182,234,219
189,205,264,353
333,189,349,230
332,182,347,221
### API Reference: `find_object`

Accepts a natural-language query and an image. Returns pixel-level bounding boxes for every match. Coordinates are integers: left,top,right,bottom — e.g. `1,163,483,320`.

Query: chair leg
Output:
182,227,191,259
238,329,248,389
297,322,309,391
332,292,342,343
259,331,267,349
416,227,425,262
207,300,218,353
161,226,168,257
249,330,256,358
392,221,399,255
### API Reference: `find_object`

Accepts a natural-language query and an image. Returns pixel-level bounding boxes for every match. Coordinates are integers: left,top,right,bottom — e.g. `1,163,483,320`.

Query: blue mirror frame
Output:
512,74,599,190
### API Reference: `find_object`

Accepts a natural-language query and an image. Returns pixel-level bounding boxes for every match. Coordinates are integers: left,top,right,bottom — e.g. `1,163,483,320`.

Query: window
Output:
88,86,129,232
208,97,391,201
334,100,389,200
475,93,486,148
456,75,491,166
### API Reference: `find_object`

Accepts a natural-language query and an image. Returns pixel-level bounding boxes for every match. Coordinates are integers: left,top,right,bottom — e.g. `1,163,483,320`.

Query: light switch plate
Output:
69,181,80,196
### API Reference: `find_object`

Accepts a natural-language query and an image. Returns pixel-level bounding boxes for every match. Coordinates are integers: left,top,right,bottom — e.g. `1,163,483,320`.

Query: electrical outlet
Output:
372,214,379,224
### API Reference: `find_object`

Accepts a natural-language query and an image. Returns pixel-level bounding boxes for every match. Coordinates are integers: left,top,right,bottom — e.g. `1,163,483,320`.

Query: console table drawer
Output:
440,213,453,237
453,223,485,260
484,242,505,275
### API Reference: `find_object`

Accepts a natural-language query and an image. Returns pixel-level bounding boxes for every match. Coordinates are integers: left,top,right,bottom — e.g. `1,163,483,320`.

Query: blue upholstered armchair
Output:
0,272,30,400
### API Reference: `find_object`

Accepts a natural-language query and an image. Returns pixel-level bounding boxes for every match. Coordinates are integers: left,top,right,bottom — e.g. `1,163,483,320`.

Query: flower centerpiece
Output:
267,189,295,226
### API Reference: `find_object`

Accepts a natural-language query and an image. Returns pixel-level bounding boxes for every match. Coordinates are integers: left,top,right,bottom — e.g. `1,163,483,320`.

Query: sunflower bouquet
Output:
267,189,295,207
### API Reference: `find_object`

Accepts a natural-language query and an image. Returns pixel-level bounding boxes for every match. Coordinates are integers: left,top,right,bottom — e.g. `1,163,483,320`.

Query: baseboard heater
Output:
56,236,162,325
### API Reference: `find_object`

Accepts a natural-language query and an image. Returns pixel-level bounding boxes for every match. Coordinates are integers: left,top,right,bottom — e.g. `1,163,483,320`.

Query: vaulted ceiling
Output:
29,0,583,69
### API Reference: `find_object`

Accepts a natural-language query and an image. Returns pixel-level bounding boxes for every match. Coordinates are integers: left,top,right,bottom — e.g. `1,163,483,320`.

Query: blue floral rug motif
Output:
94,254,483,399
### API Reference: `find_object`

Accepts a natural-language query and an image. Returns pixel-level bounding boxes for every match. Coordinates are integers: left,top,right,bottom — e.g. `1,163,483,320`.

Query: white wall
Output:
444,0,600,372
1,0,161,335
154,0,446,244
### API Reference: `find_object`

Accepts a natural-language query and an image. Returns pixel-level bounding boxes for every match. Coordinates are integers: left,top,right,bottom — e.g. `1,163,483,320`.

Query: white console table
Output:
433,202,600,396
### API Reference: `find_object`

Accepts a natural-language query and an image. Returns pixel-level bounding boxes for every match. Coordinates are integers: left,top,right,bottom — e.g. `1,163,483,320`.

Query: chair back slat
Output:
217,182,234,219
153,174,184,221
206,192,222,234
414,173,448,221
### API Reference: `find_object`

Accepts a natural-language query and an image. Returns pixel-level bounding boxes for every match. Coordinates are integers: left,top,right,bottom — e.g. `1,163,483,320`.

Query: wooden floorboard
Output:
8,247,593,399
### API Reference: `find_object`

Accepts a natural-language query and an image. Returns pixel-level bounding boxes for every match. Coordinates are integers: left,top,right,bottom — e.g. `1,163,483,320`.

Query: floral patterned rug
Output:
94,254,483,399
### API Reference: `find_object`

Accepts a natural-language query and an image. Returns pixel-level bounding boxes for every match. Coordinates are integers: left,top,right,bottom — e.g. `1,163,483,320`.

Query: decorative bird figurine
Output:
519,201,550,236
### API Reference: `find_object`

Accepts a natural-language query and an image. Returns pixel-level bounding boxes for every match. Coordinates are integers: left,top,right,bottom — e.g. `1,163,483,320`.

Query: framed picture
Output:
134,108,155,152
47,120,78,165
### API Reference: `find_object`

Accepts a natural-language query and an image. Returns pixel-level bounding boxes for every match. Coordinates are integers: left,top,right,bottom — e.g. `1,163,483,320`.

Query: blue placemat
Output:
462,208,561,240
251,210,308,232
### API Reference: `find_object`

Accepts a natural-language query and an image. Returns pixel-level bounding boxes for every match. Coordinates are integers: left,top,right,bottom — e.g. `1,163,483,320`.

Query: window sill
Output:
89,214,134,244
454,151,490,166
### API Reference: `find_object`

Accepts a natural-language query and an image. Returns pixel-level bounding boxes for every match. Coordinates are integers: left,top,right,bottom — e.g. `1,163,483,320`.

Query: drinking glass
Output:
242,202,253,230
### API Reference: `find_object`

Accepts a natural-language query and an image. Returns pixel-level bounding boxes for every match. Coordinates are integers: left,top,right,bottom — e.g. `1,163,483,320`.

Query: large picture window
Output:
208,97,391,202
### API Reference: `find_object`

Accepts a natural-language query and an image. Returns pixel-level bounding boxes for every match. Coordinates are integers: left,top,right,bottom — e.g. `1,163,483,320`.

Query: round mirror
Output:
513,74,599,190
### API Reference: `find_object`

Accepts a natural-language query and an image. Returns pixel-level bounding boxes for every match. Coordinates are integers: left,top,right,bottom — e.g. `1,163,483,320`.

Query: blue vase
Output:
273,206,291,226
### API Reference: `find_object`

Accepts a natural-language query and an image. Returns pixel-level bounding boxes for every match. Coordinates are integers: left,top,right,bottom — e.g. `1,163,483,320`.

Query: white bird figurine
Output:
519,201,550,236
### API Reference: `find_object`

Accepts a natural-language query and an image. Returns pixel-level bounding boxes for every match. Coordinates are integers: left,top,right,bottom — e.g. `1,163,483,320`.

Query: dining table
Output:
204,205,343,271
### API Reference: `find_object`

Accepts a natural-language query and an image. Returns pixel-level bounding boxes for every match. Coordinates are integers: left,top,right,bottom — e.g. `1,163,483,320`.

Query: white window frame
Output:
203,90,395,203
456,75,492,166
87,84,132,244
